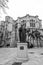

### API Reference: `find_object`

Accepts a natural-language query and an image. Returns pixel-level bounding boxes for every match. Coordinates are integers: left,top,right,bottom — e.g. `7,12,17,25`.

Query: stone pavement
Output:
0,48,17,65
0,48,43,65
22,48,43,65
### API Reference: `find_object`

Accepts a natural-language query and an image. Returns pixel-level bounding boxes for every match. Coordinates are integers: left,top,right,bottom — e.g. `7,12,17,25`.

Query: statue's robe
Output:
19,27,26,43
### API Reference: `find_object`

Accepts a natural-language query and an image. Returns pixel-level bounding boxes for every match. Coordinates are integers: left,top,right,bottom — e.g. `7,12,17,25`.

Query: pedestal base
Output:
17,43,28,62
16,56,29,63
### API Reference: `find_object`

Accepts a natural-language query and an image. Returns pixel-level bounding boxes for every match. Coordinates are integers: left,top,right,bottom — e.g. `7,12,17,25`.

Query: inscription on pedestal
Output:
17,43,28,62
20,46,24,50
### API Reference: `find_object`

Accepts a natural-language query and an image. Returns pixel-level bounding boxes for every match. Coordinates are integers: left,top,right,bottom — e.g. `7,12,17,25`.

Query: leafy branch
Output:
0,0,9,14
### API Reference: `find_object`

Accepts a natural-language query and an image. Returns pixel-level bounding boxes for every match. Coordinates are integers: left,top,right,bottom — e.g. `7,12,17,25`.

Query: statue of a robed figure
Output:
16,23,28,62
19,24,26,43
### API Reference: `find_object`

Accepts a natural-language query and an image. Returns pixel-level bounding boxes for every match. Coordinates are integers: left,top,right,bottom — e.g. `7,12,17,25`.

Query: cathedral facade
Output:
16,14,43,47
0,14,43,47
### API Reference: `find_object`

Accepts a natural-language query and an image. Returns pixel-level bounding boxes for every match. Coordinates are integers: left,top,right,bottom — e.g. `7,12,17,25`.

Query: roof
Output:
17,14,42,22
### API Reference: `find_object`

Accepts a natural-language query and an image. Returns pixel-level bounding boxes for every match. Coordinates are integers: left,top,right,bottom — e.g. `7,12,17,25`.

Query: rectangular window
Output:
30,23,35,27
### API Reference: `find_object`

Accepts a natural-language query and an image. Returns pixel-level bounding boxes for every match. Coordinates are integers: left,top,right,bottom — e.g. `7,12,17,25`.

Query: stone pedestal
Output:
16,43,28,62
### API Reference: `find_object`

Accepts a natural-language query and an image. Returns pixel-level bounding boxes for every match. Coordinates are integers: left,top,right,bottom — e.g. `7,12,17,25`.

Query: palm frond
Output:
0,0,9,14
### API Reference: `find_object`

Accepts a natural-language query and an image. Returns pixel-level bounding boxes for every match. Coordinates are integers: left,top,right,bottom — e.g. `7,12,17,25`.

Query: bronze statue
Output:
19,24,26,43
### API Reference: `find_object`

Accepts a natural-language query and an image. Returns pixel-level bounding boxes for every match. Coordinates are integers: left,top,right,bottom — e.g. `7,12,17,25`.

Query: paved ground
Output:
0,48,43,65
22,48,43,65
0,48,17,65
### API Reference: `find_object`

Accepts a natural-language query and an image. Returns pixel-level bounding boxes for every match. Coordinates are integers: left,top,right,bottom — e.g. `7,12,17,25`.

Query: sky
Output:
0,0,43,28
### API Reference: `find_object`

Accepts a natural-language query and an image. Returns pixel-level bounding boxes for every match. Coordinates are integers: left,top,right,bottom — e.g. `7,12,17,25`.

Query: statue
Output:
19,24,26,43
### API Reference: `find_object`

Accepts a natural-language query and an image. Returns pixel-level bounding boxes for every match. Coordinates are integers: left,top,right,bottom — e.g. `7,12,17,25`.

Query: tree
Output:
34,29,41,47
28,31,35,47
0,0,9,14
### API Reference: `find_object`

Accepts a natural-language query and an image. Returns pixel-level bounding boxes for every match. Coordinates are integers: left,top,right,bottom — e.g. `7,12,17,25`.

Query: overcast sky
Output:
0,0,43,28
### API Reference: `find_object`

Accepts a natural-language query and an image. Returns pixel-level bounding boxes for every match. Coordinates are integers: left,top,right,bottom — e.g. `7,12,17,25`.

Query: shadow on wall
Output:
12,62,22,65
